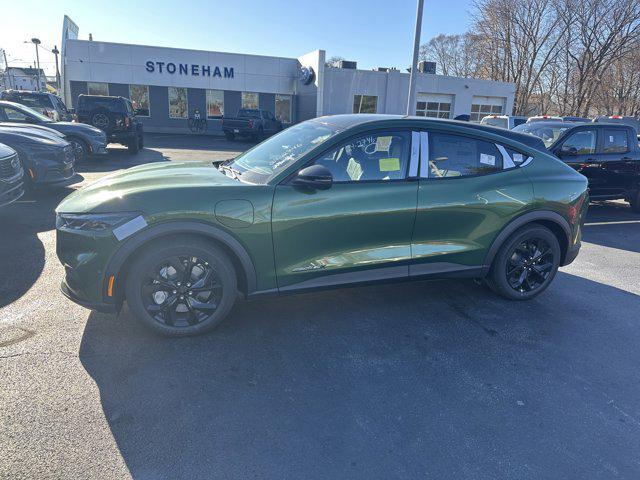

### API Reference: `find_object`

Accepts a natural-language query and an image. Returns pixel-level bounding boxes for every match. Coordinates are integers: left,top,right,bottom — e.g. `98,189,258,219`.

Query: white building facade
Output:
62,39,515,134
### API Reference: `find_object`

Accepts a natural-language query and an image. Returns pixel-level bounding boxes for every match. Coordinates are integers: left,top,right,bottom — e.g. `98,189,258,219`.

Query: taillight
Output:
125,117,130,128
248,120,253,129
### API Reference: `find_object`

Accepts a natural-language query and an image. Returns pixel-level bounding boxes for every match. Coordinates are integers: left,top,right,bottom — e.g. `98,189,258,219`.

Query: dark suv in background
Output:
0,90,71,121
549,123,640,212
75,95,143,153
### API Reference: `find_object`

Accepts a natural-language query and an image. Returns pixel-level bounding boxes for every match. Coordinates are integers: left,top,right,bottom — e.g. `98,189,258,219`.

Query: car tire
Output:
125,237,238,337
628,191,640,213
127,136,140,154
68,137,88,162
90,108,112,132
224,131,235,141
485,224,561,301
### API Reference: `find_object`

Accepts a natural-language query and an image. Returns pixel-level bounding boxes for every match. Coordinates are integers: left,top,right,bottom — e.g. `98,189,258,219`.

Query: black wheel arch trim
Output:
481,210,572,273
103,220,257,302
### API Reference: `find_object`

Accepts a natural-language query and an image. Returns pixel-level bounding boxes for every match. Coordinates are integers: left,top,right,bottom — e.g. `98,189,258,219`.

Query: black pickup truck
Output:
548,123,640,212
222,109,282,141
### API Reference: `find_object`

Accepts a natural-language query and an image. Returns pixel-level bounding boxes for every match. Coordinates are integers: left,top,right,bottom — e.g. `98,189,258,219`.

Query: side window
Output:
561,130,596,155
428,133,502,178
603,129,628,154
313,131,410,182
2,106,29,122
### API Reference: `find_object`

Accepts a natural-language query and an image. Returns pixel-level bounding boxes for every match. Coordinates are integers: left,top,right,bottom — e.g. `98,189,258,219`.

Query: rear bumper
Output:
60,280,117,313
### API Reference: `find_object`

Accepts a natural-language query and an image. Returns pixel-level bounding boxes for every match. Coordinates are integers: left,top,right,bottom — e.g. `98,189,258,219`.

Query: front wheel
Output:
125,238,237,336
485,224,561,300
127,136,140,154
68,137,88,162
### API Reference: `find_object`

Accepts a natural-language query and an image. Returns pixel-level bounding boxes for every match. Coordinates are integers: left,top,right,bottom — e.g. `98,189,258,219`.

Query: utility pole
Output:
406,0,424,115
31,38,42,91
2,49,11,89
52,45,61,94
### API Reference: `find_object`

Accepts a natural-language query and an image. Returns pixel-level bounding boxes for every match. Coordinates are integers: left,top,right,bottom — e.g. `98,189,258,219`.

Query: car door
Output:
554,128,603,195
271,129,420,290
411,130,534,275
597,127,639,197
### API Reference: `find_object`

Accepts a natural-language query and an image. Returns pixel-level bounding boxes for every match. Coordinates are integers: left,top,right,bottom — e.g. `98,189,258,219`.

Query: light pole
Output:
30,38,42,91
406,0,424,115
52,45,61,93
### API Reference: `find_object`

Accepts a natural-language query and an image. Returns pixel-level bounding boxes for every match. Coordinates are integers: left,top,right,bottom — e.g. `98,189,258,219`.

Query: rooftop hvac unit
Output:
418,61,436,74
338,60,357,69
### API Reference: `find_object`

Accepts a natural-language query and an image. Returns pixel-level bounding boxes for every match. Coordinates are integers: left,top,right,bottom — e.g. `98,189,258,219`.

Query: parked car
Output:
75,95,143,153
56,114,588,336
0,143,25,207
480,115,528,129
0,90,71,121
547,123,640,212
0,125,77,189
593,115,640,140
526,115,563,123
513,120,578,148
0,100,107,161
222,109,282,141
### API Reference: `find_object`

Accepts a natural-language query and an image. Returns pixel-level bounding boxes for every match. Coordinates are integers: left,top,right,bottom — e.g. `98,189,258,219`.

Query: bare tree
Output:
419,33,482,77
325,56,345,68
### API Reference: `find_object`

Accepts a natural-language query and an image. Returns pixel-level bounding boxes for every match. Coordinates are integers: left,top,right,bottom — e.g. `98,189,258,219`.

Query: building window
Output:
206,90,224,118
353,95,377,114
129,85,150,116
168,87,188,119
87,82,108,96
470,96,505,122
275,94,292,123
242,92,259,110
416,101,451,118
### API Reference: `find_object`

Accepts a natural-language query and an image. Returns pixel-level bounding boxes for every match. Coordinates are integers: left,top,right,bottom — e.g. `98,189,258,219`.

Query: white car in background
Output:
480,115,528,129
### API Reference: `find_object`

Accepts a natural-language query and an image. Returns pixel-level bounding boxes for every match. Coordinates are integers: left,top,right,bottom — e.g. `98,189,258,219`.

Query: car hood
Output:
0,126,69,146
57,161,246,213
0,122,66,138
47,122,104,136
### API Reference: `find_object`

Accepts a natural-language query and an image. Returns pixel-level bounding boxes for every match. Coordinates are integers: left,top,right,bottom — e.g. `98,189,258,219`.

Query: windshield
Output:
226,120,340,184
513,123,571,147
481,117,508,129
13,103,53,123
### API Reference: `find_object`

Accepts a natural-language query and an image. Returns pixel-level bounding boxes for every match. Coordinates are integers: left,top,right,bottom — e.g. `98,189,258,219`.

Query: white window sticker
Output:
513,153,524,163
480,153,496,166
609,135,614,143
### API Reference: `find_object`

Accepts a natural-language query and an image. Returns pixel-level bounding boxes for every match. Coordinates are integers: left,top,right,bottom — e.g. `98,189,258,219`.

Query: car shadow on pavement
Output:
144,133,257,152
0,183,81,307
583,201,640,254
79,273,640,479
74,146,170,174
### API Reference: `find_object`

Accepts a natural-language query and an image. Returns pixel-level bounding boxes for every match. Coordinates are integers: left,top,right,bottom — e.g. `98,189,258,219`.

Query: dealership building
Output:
61,38,516,134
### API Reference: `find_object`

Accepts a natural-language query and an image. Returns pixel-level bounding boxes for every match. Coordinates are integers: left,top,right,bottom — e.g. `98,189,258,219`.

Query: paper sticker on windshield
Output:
375,136,393,152
480,153,496,166
379,157,400,171
347,158,363,180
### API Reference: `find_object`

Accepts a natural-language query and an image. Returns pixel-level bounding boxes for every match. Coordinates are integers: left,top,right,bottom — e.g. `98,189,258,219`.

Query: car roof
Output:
312,114,547,151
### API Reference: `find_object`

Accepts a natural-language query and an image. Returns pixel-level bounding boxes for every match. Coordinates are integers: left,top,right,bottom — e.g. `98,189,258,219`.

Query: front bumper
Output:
28,145,78,186
60,280,117,313
0,181,24,207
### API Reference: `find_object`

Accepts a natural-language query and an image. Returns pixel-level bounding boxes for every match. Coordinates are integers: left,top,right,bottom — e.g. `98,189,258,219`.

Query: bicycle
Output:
188,111,208,134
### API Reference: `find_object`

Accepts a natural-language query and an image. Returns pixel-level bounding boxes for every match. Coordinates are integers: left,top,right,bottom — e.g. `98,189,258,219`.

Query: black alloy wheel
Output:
125,238,237,336
505,238,555,293
486,224,561,300
68,138,88,162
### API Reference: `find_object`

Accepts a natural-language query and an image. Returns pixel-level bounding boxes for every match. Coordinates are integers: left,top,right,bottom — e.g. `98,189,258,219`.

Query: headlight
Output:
56,212,140,232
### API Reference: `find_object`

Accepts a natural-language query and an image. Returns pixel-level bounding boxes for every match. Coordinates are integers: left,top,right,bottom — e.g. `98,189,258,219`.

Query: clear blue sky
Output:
1,0,474,76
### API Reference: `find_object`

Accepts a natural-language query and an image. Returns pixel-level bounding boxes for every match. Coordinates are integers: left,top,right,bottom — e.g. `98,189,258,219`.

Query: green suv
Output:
56,115,588,336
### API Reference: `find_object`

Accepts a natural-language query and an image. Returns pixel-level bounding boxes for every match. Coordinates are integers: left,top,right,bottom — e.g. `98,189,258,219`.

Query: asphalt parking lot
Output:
1,134,640,479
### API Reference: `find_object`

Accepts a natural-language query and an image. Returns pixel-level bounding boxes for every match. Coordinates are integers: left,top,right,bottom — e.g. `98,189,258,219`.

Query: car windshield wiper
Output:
217,162,242,180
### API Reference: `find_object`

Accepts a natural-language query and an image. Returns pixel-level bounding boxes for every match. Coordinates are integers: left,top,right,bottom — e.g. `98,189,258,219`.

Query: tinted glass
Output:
313,131,410,182
15,94,51,109
238,109,260,118
603,129,628,154
227,120,339,184
562,130,596,154
513,123,571,147
1,106,29,121
353,95,377,113
428,133,502,178
481,117,508,129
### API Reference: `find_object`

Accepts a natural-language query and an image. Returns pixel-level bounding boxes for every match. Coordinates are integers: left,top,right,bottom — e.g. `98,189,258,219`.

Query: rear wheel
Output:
486,225,561,300
224,131,235,141
125,238,238,336
90,109,111,131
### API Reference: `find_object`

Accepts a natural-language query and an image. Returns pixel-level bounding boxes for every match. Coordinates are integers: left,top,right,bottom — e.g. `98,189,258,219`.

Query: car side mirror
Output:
559,146,578,157
292,164,333,190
